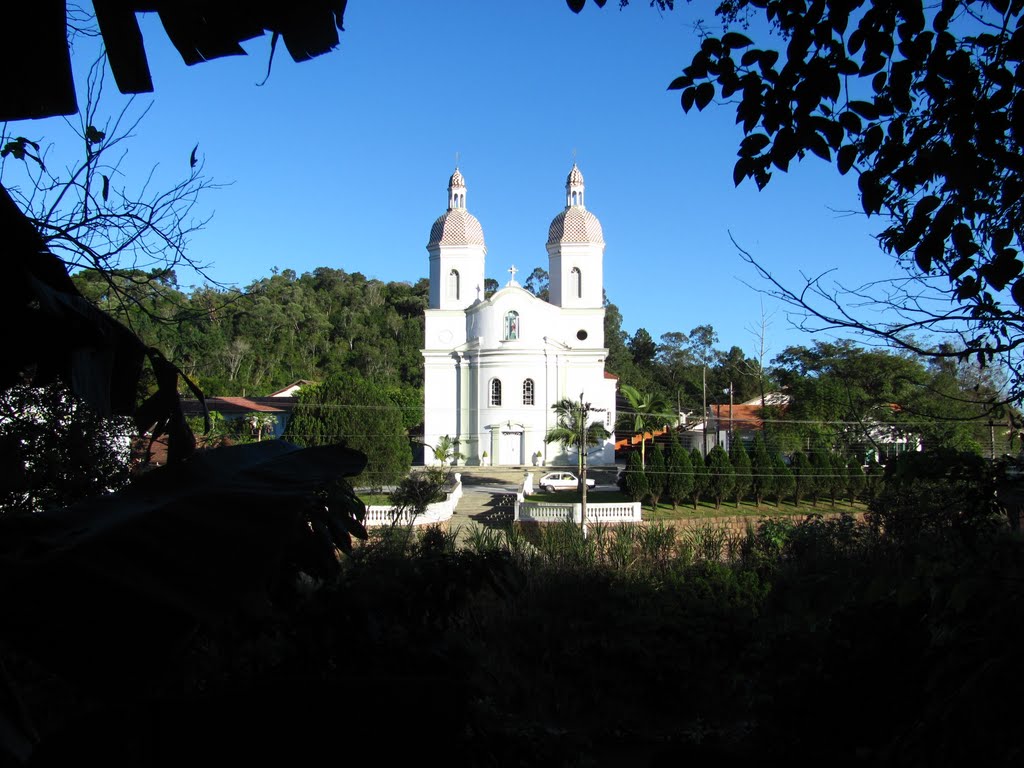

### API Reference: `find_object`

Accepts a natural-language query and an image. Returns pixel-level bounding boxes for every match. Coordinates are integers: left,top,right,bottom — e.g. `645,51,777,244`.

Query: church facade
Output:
421,165,617,466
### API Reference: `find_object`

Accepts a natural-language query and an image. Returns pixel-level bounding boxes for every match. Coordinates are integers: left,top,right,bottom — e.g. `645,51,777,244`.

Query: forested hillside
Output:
73,265,1017,456
73,267,429,397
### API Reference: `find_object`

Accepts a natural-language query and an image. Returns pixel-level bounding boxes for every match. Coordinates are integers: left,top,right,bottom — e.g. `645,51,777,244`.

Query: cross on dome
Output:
507,264,519,286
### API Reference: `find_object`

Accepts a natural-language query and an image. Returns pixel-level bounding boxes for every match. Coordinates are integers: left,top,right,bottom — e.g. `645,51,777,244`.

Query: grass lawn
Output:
525,490,866,520
359,493,393,506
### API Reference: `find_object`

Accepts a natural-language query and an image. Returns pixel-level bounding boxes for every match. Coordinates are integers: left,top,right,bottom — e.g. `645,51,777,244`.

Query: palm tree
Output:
544,397,611,488
247,412,277,442
430,434,464,467
618,384,670,468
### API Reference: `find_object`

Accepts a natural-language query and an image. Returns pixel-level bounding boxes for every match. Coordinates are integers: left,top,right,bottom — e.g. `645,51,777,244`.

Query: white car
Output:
538,472,595,492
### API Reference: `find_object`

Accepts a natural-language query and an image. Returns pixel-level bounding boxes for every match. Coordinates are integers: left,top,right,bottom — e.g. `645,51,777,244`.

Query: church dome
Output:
428,208,486,247
547,207,604,245
567,164,584,187
449,168,466,188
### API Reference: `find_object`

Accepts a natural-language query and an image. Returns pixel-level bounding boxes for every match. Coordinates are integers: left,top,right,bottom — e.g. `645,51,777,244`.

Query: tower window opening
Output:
448,269,460,300
523,379,535,405
571,267,582,299
490,378,502,406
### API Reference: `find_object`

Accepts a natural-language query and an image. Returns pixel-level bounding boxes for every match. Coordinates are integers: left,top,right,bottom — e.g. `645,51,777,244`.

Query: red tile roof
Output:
614,426,670,451
211,396,285,413
710,403,779,431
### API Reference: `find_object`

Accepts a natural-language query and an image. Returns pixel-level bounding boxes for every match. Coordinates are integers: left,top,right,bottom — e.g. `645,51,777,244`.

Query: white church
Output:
421,164,618,467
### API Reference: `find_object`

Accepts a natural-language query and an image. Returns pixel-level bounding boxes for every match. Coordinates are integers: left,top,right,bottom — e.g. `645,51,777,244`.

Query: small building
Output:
180,396,297,440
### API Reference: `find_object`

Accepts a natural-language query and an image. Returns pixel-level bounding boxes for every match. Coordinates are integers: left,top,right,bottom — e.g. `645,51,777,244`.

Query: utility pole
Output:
702,365,708,456
728,381,734,450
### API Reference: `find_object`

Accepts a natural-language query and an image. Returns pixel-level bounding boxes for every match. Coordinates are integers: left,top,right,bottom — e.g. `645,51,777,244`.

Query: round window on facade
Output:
576,329,588,341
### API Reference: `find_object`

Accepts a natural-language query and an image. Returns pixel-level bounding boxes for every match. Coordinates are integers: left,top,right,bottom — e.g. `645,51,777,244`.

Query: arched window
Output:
522,379,535,405
448,269,460,300
504,310,520,340
571,267,582,299
490,378,502,406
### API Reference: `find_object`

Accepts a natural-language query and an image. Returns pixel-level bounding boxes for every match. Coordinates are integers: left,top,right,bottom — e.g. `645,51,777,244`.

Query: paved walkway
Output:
446,465,621,547
448,468,523,547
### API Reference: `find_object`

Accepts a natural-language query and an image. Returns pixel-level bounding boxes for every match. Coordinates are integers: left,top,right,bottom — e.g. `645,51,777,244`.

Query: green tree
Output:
705,444,735,510
618,384,671,467
847,456,866,503
690,447,708,510
729,432,752,507
828,454,848,506
664,432,693,510
749,432,773,507
774,453,796,507
283,374,412,489
544,397,611,490
628,328,658,368
0,383,134,515
807,444,831,506
791,451,813,507
524,267,550,301
647,444,667,509
623,450,649,504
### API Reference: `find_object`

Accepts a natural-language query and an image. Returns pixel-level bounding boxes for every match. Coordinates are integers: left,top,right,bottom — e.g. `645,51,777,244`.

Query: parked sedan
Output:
538,472,596,492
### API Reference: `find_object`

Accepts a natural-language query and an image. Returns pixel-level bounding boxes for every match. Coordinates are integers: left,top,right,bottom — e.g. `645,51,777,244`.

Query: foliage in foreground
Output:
6,446,1024,765
0,384,134,515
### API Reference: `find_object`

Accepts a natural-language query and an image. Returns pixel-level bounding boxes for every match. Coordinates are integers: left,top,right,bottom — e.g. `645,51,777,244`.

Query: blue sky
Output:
16,2,907,362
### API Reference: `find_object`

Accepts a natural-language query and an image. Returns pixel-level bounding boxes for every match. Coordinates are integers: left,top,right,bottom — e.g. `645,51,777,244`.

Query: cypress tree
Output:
791,451,811,506
750,432,772,507
770,454,794,507
624,450,649,503
828,453,847,506
729,432,752,508
706,444,735,510
665,433,693,509
864,458,884,503
774,452,795,506
807,442,828,506
847,456,866,503
647,444,667,509
690,447,708,510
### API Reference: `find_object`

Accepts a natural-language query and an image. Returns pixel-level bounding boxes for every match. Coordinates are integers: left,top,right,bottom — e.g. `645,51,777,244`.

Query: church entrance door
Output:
501,430,522,465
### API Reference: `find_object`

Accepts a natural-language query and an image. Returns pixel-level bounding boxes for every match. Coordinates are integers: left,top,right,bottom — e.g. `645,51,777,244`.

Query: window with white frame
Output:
490,378,502,406
522,378,534,405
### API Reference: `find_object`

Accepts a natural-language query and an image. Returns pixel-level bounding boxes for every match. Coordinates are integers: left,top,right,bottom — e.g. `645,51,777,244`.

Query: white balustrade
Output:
515,501,641,524
363,476,463,528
